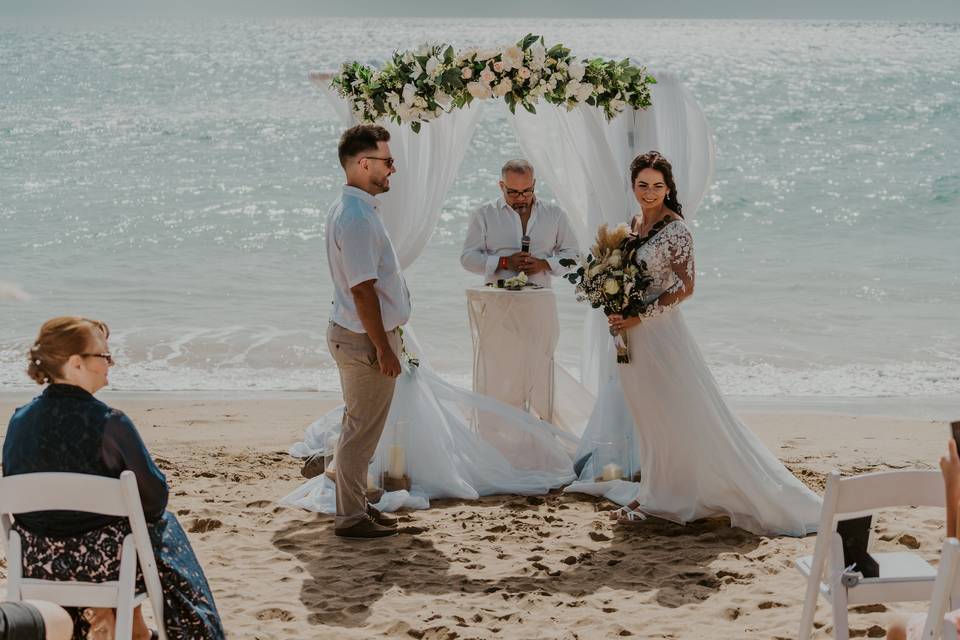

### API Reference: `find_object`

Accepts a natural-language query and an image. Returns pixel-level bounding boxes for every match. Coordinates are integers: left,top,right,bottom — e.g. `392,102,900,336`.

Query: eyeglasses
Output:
504,187,535,198
81,352,114,366
362,156,395,169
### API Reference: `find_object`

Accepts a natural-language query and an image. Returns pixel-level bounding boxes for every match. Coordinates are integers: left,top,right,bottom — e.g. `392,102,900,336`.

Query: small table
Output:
465,285,559,422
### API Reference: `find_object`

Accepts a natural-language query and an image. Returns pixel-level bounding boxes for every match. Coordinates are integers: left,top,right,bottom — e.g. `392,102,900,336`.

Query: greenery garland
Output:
330,34,655,132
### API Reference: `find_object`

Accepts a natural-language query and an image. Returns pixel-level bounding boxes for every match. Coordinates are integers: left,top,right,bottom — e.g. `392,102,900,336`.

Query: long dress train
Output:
567,219,821,537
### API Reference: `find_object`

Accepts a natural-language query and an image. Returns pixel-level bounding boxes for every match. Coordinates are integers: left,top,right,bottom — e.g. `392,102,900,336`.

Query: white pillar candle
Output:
388,445,406,479
366,473,378,490
602,463,622,482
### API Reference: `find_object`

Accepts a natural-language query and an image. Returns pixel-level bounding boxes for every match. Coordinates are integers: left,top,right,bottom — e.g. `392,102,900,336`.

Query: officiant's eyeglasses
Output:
363,156,395,169
504,187,535,197
81,352,114,366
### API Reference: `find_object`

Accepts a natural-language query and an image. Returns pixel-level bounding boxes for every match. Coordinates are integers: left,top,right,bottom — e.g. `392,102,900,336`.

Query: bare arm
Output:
350,279,401,377
941,439,960,538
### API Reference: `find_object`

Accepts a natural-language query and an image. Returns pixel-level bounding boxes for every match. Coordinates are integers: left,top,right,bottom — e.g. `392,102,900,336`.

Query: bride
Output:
574,151,821,537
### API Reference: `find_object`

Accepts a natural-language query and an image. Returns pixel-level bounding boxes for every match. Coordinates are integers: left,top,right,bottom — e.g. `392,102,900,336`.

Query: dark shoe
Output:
300,453,326,479
367,505,398,527
335,516,398,539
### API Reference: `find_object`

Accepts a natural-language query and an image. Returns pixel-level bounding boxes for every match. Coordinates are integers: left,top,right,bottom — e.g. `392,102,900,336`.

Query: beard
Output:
371,176,391,194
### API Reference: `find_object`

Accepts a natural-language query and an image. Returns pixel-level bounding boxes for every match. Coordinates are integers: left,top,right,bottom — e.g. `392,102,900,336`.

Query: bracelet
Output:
498,256,508,271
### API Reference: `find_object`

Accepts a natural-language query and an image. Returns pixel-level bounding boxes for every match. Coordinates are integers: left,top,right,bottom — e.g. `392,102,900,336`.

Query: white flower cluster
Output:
330,35,655,132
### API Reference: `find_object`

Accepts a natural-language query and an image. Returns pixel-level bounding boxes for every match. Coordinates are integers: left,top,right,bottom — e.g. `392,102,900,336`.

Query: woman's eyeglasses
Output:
81,352,115,366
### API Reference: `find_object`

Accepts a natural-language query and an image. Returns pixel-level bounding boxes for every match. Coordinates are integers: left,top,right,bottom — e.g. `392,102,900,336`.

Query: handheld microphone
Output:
521,235,530,253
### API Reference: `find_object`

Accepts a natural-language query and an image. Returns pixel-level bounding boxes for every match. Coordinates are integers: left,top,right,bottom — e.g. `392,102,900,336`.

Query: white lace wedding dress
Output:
566,219,822,537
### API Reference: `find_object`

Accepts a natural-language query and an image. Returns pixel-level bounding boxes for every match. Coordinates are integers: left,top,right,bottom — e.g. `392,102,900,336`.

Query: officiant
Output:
460,159,579,428
460,159,579,288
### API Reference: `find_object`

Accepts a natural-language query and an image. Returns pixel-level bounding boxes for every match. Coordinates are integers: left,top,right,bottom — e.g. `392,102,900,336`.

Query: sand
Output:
0,390,953,639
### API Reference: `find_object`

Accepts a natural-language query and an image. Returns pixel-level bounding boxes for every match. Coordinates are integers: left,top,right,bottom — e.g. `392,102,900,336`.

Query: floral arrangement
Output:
486,271,539,291
560,223,652,363
330,34,655,132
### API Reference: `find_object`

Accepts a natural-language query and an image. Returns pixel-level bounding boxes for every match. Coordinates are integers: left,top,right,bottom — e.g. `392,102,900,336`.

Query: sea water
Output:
1,18,958,397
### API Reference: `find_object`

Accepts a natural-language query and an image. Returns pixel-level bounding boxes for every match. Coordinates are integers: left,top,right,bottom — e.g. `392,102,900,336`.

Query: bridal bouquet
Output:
560,223,652,363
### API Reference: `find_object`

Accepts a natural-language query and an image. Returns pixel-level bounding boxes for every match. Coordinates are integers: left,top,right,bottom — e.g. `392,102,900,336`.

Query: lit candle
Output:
602,463,622,482
366,473,378,490
388,445,406,480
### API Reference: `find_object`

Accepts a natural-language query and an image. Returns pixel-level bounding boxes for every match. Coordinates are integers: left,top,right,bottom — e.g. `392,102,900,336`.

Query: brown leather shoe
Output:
334,516,398,539
367,505,397,527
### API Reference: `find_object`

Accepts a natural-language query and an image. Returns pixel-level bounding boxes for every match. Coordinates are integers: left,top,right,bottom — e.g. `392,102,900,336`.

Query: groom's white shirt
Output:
326,185,411,333
460,198,579,288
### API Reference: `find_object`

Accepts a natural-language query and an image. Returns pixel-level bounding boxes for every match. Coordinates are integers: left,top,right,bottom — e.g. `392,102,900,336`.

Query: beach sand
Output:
0,391,950,639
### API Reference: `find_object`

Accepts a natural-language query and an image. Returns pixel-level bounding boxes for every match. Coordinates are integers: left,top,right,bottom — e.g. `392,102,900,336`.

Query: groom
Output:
325,124,410,539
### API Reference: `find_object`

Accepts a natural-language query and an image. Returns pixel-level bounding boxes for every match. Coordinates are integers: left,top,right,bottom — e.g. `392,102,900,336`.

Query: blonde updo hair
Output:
27,317,110,385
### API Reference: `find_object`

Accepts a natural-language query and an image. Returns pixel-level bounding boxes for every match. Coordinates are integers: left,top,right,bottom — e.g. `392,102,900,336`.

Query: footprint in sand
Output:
245,500,272,509
255,608,296,622
188,518,222,533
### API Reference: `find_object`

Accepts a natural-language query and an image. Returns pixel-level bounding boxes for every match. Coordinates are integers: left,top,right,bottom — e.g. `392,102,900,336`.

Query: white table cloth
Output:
466,285,559,422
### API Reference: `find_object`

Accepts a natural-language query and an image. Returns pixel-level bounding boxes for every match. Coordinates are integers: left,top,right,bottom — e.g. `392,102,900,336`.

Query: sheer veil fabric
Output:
284,79,581,514
290,72,817,534
510,72,820,536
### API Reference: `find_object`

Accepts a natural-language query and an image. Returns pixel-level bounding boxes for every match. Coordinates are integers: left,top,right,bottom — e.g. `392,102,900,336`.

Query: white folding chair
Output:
796,469,945,640
0,471,167,640
917,538,960,640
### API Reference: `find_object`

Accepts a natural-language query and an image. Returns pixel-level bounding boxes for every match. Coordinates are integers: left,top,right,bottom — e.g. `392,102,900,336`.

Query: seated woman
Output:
2,317,225,640
885,438,960,639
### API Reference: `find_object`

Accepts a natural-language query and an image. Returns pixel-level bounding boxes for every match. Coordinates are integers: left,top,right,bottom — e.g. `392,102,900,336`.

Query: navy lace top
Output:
2,383,169,536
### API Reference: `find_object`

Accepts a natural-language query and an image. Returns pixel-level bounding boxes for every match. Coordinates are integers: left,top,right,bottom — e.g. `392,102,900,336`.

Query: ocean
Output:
1,18,959,398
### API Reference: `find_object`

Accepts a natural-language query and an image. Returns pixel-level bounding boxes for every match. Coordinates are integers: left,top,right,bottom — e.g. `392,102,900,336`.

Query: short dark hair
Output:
338,124,390,168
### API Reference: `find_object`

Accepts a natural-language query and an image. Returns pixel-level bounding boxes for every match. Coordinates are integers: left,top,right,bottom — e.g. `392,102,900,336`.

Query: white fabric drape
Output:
510,70,716,395
286,82,579,513
509,70,716,484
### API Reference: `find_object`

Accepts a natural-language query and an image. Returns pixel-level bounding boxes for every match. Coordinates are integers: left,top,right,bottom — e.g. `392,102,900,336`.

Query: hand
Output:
607,314,641,332
941,439,960,502
506,251,529,271
519,256,550,274
377,347,402,378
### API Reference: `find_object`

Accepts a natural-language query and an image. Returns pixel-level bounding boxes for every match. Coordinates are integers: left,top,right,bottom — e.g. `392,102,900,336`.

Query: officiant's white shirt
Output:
326,185,411,333
460,198,579,288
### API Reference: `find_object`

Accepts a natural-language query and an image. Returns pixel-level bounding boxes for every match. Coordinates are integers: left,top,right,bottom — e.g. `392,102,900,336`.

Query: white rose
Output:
576,82,594,102
517,66,531,80
466,81,492,99
611,98,626,112
402,83,418,105
479,68,496,85
413,96,427,108
461,67,473,80
425,56,441,78
493,78,513,97
569,61,585,82
530,43,546,70
434,90,452,108
477,48,497,61
565,80,582,99
402,52,414,65
416,44,431,57
387,93,401,109
603,278,620,295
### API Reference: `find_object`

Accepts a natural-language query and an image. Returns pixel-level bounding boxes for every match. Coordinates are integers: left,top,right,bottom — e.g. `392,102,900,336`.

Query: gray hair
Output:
501,159,534,178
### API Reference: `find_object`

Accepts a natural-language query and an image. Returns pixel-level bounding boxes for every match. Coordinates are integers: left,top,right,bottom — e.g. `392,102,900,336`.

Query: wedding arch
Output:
282,36,716,513
312,34,715,393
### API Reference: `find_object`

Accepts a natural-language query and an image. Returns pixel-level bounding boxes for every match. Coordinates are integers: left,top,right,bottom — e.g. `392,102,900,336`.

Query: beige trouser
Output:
327,321,401,529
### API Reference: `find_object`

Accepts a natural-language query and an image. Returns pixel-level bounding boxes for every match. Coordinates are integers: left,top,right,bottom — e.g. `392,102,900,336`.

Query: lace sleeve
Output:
642,221,695,318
